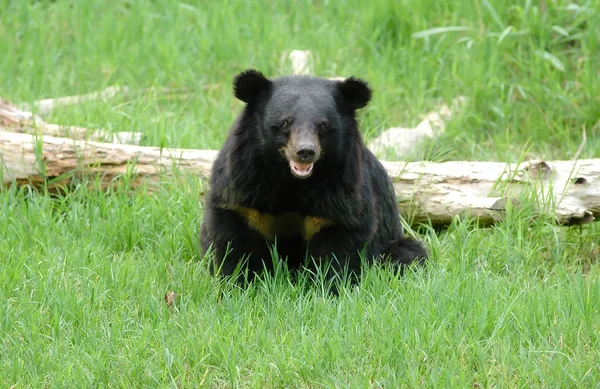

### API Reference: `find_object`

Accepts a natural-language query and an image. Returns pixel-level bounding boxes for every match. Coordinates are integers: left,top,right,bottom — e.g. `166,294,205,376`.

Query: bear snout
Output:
281,131,322,179
288,126,321,163
295,145,317,162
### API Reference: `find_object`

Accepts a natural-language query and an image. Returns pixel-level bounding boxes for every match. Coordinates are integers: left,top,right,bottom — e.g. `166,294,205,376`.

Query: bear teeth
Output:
290,161,314,178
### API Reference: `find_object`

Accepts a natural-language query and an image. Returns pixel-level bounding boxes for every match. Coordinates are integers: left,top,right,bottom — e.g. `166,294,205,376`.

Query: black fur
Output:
200,69,427,283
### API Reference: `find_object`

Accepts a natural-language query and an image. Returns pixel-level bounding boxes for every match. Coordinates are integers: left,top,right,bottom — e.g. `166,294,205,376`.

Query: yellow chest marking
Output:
224,205,334,241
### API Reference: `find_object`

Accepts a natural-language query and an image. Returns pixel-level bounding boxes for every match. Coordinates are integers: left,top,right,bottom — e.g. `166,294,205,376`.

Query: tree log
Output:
1,98,142,144
367,96,467,159
1,131,598,227
18,86,191,116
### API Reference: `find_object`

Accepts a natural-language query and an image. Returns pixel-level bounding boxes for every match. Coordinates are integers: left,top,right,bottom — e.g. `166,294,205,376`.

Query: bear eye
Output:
319,121,329,131
281,119,292,129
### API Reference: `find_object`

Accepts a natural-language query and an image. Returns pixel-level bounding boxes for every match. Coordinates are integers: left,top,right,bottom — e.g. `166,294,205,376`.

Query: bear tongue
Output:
290,160,314,178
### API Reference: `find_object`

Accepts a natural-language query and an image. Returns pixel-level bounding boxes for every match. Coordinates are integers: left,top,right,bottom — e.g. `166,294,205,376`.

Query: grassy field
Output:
1,0,600,387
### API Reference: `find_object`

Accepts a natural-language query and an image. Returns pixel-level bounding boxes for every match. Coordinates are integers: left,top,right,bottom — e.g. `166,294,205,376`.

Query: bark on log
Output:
1,131,598,227
1,131,216,189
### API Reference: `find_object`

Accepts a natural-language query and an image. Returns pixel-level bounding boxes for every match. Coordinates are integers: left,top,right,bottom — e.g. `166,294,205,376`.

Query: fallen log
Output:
18,85,191,116
367,96,467,159
1,98,142,144
1,130,598,227
19,86,127,116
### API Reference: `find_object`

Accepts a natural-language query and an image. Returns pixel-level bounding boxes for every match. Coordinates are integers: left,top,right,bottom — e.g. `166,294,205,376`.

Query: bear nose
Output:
296,147,316,162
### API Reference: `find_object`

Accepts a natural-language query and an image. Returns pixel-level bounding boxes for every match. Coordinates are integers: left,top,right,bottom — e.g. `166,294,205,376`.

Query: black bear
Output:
200,69,427,283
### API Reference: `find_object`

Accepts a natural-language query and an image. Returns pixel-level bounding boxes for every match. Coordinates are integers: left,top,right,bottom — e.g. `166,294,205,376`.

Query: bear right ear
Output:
233,69,271,103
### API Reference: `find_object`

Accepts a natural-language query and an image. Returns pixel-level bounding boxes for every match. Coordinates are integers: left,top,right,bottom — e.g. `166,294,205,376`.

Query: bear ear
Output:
339,77,372,110
233,69,271,103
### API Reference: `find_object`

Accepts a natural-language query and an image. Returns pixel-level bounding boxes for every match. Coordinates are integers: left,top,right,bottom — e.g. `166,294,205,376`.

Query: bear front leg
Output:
200,207,275,283
306,226,371,284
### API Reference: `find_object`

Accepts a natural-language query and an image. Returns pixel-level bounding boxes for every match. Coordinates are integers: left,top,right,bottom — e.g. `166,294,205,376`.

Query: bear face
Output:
233,70,372,179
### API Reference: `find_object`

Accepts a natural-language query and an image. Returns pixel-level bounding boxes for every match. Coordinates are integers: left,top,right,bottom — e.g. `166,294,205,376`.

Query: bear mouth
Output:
289,160,314,178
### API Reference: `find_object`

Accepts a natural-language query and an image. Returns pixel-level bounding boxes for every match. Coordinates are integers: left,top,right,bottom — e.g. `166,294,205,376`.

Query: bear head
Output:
232,69,372,179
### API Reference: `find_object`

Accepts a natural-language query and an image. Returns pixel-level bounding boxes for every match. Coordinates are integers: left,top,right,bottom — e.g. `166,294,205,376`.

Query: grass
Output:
1,0,599,387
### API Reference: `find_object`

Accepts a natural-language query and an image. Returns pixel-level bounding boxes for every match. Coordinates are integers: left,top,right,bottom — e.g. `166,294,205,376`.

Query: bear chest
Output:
224,204,334,242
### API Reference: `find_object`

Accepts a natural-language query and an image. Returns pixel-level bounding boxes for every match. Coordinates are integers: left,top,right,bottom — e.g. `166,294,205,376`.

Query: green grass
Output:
1,0,599,387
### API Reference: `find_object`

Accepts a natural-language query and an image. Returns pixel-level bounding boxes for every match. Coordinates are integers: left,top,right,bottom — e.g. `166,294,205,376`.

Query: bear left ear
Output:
233,69,272,103
339,77,372,110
